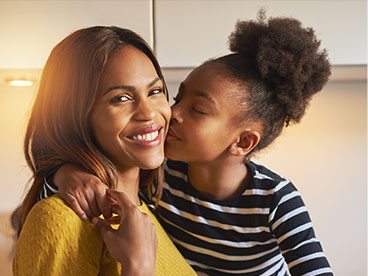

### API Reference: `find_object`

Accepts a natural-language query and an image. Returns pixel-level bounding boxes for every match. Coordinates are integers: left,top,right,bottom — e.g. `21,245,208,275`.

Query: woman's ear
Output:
229,130,261,156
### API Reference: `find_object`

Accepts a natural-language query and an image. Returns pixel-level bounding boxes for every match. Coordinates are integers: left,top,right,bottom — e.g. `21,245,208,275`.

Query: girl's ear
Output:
229,130,261,156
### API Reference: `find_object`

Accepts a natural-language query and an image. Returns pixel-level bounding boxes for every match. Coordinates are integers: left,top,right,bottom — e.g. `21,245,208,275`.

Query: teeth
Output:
131,131,159,141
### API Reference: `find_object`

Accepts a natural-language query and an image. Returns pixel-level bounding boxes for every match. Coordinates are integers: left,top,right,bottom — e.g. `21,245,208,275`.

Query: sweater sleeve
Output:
13,196,117,276
268,182,333,275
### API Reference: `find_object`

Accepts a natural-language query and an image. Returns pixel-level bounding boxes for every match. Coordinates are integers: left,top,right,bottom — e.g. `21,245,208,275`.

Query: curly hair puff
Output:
209,9,331,153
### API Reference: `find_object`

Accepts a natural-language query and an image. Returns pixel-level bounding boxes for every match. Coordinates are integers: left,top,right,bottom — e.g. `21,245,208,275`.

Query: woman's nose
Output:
134,99,156,121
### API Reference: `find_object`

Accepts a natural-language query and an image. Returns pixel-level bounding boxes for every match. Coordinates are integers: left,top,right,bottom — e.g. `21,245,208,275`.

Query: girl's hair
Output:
207,10,331,153
13,26,167,235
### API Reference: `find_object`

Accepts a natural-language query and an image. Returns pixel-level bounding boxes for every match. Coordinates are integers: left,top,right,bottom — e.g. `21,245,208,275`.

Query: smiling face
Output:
91,45,171,171
165,64,246,163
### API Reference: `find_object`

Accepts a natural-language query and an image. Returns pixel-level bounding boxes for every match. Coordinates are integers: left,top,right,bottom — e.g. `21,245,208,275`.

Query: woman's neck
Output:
187,159,250,201
115,167,140,206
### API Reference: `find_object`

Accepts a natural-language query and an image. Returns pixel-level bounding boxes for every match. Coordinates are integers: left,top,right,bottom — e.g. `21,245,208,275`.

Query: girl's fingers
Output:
64,194,88,221
95,187,113,219
84,189,101,217
74,193,93,218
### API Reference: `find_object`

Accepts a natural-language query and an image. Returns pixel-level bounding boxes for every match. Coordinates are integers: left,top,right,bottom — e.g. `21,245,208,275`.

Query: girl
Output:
41,13,333,275
12,26,196,276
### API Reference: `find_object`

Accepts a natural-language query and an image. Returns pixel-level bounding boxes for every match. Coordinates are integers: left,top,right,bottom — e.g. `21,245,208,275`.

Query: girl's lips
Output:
166,127,181,142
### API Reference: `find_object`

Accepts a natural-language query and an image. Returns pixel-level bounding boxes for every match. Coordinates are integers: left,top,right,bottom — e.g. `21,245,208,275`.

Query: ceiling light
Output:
8,79,34,87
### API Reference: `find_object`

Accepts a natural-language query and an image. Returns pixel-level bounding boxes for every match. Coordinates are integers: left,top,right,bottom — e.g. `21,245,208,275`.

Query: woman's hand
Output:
54,164,111,220
92,190,157,276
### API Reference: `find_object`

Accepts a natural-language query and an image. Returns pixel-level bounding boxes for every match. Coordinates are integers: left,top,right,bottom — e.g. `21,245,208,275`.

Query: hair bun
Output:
228,10,331,123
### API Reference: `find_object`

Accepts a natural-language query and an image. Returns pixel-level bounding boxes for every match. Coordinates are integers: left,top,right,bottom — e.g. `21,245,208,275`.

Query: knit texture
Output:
13,196,196,276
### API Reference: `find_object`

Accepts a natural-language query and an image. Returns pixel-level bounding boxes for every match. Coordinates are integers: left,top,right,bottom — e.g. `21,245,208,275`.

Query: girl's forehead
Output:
184,64,240,98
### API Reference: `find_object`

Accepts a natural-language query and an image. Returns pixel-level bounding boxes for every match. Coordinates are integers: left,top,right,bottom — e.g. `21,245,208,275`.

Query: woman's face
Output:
91,45,171,171
165,64,243,163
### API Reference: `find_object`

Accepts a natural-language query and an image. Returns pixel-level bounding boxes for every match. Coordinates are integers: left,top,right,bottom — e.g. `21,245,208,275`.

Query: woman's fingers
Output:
105,215,121,225
106,190,134,218
91,217,114,244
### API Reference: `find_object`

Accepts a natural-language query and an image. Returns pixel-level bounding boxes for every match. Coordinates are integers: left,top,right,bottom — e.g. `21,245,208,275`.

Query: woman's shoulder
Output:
22,195,100,243
29,195,83,223
14,196,107,275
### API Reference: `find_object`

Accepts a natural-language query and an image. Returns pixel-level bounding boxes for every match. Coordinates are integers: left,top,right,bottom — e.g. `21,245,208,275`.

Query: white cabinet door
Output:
155,0,366,67
0,0,152,68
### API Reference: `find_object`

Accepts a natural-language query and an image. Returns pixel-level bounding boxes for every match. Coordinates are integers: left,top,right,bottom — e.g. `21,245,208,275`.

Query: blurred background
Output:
0,1,366,275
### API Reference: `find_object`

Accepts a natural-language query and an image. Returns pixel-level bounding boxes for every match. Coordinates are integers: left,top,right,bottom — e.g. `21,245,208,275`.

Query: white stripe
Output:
274,180,291,193
163,182,269,215
171,236,280,262
45,180,58,194
43,185,48,198
159,215,277,248
243,180,290,196
164,162,188,181
259,258,285,276
269,191,300,222
254,169,274,180
281,238,320,254
272,206,308,230
288,252,327,269
277,261,290,276
187,253,284,274
302,267,333,275
278,222,313,244
159,200,270,234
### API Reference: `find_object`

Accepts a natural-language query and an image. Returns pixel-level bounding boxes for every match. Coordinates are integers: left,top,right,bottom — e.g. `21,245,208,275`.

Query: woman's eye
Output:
149,88,164,96
110,94,132,104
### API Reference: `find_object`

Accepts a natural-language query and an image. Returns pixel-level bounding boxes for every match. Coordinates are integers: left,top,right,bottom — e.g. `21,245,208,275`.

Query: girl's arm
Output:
41,164,110,220
269,183,333,275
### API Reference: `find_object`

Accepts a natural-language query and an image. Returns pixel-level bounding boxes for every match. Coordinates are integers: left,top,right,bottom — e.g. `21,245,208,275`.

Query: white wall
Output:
0,0,152,68
156,0,367,66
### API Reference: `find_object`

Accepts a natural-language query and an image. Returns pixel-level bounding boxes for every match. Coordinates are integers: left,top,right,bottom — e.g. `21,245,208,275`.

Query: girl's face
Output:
165,64,243,163
91,46,171,171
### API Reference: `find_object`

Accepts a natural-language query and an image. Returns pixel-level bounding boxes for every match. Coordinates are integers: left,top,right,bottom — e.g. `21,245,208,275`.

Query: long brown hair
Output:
13,26,167,235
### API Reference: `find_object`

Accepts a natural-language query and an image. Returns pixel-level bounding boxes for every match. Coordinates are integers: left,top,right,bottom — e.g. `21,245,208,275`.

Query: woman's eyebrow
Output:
103,77,161,96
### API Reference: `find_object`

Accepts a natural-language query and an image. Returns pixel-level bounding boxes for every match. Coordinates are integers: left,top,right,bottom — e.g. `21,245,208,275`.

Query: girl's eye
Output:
110,94,132,104
149,88,164,96
192,107,207,115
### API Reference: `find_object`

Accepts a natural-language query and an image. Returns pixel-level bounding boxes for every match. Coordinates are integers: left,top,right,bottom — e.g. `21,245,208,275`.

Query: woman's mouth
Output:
130,130,159,141
127,125,163,147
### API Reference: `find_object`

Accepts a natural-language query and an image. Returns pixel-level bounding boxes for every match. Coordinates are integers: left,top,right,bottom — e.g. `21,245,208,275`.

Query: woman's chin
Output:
139,156,165,170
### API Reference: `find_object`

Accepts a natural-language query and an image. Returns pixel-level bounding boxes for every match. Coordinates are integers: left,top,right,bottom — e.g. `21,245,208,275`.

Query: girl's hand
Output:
92,190,157,276
54,164,112,220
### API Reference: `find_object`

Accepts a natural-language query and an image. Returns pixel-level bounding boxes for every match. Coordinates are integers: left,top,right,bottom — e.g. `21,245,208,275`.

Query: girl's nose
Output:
171,104,183,123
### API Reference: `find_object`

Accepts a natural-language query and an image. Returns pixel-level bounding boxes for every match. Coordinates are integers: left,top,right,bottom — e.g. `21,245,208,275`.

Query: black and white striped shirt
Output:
157,159,332,275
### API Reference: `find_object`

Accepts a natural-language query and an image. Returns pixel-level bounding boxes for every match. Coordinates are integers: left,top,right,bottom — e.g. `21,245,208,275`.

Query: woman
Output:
12,26,196,276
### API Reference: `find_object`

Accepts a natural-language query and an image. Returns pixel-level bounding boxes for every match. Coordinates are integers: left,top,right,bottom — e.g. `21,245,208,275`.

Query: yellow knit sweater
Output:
13,196,196,276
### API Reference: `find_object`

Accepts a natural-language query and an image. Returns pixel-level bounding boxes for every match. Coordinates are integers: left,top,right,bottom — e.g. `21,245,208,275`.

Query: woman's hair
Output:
207,10,331,153
13,26,167,235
